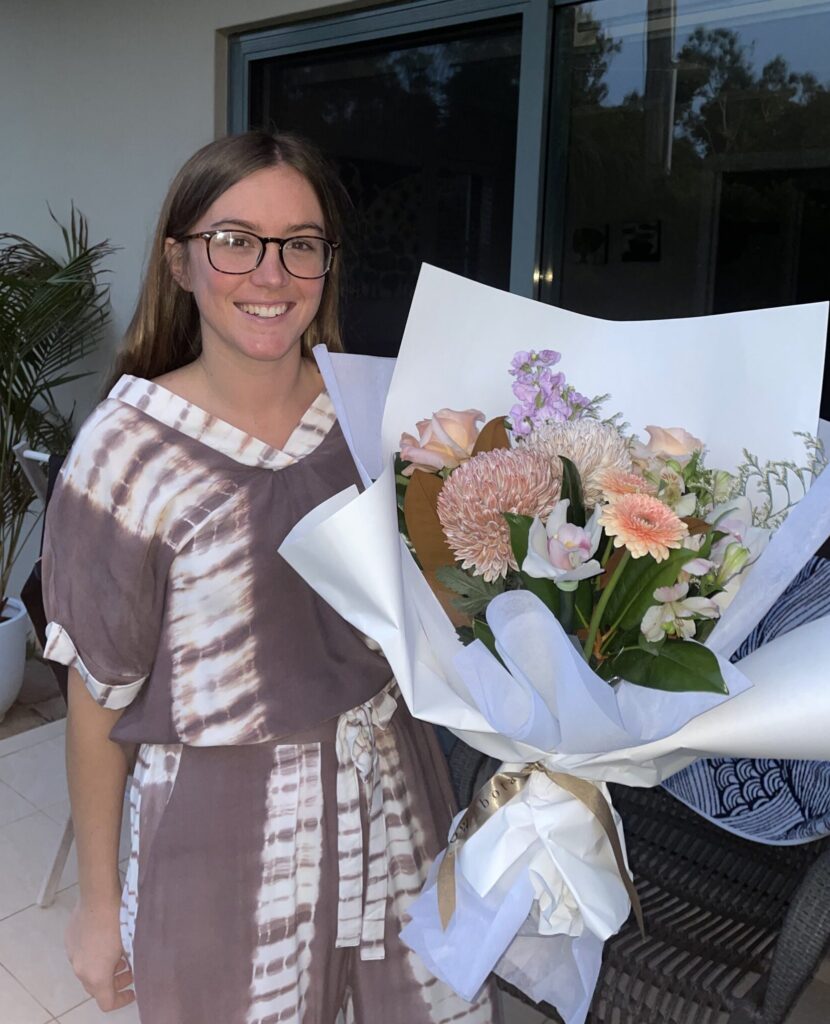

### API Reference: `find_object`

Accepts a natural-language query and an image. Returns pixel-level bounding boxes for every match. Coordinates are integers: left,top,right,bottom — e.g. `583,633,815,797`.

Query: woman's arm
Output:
64,667,136,1012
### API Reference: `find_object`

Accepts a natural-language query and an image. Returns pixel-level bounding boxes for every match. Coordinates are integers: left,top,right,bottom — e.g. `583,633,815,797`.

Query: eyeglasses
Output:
178,230,339,279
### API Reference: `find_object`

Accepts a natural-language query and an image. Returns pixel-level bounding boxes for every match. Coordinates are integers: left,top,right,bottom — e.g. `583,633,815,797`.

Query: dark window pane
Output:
544,0,830,417
249,18,521,356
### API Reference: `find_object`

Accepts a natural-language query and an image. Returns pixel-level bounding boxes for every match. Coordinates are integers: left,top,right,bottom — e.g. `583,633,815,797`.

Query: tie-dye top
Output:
41,374,392,746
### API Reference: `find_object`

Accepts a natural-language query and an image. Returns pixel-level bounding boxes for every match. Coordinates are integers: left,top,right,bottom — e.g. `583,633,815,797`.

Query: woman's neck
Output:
153,349,323,450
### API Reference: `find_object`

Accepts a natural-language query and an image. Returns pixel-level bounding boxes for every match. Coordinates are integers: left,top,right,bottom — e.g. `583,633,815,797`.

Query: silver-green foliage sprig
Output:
734,432,827,529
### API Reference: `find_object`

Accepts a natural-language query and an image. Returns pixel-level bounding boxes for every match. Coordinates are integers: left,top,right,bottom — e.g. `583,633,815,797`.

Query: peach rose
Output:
643,425,704,461
400,408,485,476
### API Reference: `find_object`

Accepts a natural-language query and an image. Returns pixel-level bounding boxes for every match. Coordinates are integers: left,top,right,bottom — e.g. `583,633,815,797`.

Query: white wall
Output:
2,0,363,400
1,0,361,595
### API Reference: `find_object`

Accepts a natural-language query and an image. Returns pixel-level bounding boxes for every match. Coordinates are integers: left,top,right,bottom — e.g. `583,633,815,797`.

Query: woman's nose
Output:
250,240,291,286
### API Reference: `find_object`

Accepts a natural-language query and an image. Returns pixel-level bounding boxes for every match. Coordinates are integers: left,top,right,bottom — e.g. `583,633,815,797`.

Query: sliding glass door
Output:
542,0,830,411
232,0,830,414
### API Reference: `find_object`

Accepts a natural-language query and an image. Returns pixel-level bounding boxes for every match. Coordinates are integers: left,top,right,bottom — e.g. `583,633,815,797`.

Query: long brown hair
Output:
106,131,348,391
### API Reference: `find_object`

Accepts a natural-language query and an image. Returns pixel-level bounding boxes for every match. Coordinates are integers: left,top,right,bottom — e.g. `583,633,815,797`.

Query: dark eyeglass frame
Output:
178,230,340,279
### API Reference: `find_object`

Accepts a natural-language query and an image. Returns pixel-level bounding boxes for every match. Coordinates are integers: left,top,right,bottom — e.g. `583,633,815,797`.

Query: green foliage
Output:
434,565,505,617
0,207,115,606
735,433,827,530
601,546,701,633
601,639,728,694
559,456,585,527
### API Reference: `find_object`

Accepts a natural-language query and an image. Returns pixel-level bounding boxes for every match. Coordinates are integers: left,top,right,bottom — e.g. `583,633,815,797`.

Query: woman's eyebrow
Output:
286,222,325,235
209,218,259,230
207,218,325,234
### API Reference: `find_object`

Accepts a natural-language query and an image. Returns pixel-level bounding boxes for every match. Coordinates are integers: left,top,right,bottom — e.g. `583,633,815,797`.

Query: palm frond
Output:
0,207,114,598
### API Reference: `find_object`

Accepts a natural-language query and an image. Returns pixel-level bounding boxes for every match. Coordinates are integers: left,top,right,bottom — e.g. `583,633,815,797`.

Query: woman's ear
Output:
164,238,191,291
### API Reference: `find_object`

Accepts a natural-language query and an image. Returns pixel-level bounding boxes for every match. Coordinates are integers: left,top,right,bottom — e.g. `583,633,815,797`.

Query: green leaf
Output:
503,512,562,617
456,625,475,646
638,631,664,653
574,578,594,629
607,641,728,694
602,546,700,632
0,209,115,600
559,456,586,527
504,512,534,566
434,565,505,616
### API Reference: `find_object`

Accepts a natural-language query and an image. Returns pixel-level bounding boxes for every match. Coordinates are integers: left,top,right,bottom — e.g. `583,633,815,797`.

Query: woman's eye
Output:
286,238,315,252
227,235,254,249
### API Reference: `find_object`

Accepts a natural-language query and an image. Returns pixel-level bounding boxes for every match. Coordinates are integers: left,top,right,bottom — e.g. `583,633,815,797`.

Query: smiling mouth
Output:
237,302,290,319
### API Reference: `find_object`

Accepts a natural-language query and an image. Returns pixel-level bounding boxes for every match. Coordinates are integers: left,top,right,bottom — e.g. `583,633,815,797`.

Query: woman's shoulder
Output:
65,376,176,473
57,375,225,543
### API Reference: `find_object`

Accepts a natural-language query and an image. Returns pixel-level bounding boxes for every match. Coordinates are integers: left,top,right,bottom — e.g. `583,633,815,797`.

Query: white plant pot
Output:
0,598,29,722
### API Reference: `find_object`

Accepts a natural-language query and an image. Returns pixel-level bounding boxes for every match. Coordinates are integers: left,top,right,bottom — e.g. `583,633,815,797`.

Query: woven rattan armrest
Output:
744,844,830,1023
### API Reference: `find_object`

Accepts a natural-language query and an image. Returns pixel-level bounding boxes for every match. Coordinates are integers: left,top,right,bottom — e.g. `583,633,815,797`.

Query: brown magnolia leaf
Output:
403,471,455,574
403,473,469,627
472,416,510,456
681,516,710,536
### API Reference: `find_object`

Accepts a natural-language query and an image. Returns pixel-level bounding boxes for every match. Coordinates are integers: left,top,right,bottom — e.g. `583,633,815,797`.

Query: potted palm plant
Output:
0,208,114,717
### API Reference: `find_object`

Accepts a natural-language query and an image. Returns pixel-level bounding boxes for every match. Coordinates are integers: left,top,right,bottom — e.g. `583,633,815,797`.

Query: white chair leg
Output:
38,813,74,908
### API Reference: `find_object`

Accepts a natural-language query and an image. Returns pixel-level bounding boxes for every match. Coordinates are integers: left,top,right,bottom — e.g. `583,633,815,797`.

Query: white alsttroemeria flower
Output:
708,496,770,578
523,499,603,592
682,556,716,577
673,492,697,517
641,582,720,643
661,466,697,517
710,469,736,505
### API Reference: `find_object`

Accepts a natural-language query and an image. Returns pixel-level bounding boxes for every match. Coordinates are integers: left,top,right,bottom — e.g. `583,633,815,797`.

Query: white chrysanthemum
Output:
519,419,632,506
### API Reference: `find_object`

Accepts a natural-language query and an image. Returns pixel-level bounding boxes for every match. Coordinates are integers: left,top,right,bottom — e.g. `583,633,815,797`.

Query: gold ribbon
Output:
437,763,644,937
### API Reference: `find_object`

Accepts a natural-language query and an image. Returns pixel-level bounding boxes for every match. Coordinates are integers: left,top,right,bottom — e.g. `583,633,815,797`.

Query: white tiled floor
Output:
0,719,825,1024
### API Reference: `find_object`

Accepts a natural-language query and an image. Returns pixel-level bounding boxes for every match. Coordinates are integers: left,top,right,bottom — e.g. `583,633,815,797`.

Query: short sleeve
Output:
41,404,177,710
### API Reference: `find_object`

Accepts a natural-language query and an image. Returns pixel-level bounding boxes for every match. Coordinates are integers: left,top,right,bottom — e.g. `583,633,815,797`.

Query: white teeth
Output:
238,303,288,318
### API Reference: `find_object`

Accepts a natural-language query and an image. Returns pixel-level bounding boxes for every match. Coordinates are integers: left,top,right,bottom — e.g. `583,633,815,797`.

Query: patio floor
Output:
0,719,826,1024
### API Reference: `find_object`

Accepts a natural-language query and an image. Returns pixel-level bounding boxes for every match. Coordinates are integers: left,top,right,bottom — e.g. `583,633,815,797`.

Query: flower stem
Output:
600,535,615,568
558,589,575,634
582,549,631,662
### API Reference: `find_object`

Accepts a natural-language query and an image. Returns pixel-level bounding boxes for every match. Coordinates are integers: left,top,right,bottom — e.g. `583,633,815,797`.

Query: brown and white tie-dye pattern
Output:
123,691,498,1023
42,376,392,744
247,743,324,1023
42,377,500,1023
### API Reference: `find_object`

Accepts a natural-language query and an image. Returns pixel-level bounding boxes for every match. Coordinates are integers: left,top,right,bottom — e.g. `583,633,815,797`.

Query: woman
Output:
42,131,499,1024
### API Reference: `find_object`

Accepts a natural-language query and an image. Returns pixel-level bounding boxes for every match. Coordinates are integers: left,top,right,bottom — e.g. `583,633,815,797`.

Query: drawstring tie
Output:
334,685,397,961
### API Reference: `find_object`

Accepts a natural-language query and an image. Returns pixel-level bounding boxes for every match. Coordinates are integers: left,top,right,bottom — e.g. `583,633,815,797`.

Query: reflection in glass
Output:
249,20,521,356
545,0,830,416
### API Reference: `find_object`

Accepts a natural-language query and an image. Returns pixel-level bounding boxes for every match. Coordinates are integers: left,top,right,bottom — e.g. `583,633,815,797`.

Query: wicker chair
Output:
447,741,830,1024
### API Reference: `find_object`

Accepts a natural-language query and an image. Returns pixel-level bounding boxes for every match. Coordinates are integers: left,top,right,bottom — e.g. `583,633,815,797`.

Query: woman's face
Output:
169,164,327,368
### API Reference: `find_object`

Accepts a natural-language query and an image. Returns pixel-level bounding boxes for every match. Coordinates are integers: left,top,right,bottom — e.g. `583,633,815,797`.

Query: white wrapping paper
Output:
279,266,830,1022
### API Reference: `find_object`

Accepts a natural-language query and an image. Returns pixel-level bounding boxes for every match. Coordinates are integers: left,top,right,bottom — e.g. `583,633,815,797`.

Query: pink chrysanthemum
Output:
437,449,561,581
599,493,689,562
596,467,656,501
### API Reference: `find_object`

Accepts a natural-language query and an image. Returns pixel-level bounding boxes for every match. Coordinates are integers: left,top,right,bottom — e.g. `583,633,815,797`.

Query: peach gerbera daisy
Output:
596,467,656,501
599,493,689,561
437,448,560,581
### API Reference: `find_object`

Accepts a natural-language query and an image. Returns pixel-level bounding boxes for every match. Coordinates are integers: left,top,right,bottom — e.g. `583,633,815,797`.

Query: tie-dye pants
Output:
120,684,501,1023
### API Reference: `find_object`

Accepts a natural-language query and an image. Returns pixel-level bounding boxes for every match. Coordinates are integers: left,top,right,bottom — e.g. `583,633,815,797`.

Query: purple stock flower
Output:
507,347,589,436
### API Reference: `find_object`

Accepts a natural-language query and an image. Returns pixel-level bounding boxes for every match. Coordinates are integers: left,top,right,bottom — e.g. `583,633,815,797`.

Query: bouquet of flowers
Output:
395,346,821,703
279,266,830,1023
